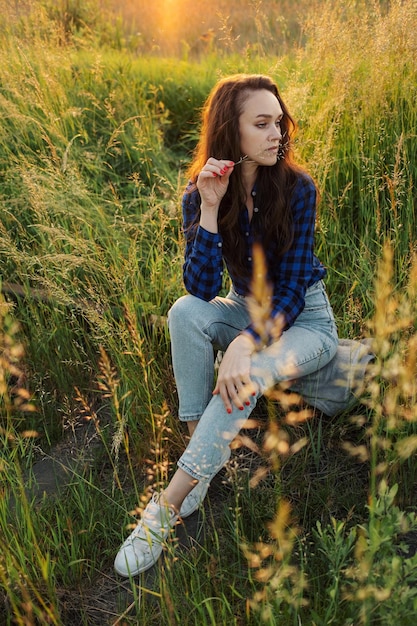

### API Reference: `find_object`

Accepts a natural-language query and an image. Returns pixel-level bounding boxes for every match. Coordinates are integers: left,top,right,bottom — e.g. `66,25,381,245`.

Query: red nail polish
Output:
239,406,244,411
227,408,232,414
213,172,217,177
245,401,250,406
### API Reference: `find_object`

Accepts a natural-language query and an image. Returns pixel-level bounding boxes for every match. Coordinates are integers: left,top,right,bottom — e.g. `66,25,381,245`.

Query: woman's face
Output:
238,89,283,166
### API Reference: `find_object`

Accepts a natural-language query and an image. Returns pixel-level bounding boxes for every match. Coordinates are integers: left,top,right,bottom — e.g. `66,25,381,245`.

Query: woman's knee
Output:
168,294,205,332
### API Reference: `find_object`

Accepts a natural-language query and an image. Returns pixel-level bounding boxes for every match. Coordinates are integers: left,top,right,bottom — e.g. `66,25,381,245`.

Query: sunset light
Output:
105,0,298,57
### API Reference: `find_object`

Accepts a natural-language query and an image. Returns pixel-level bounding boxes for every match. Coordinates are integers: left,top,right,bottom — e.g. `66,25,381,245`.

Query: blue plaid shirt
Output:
182,173,326,343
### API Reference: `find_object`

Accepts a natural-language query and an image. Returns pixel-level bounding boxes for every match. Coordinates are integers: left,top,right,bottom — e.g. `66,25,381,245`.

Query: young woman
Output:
114,74,371,577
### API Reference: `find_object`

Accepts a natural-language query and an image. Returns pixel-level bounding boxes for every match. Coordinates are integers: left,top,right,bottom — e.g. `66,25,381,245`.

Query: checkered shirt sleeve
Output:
268,174,325,328
182,188,225,301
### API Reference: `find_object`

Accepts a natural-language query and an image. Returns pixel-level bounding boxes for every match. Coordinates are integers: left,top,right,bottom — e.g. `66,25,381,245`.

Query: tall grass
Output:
1,0,417,624
287,0,417,325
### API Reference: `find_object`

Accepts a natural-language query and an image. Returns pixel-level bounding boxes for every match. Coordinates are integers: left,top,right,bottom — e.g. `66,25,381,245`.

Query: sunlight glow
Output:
160,0,183,41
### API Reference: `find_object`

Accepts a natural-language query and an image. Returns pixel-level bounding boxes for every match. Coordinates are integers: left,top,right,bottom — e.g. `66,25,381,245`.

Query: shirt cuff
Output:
242,325,265,347
243,314,286,348
194,225,223,254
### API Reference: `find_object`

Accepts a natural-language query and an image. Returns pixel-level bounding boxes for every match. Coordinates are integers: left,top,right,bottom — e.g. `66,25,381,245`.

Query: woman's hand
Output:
197,158,234,232
213,334,258,413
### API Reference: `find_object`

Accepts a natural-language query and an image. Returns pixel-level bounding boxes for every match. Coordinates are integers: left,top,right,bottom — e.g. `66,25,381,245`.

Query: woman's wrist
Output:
199,205,219,233
234,332,257,354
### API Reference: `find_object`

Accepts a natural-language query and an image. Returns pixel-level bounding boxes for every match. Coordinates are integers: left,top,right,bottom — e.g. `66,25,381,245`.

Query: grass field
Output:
1,0,417,624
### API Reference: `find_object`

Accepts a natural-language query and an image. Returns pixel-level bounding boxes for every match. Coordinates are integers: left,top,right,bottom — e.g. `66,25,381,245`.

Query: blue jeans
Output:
168,280,338,482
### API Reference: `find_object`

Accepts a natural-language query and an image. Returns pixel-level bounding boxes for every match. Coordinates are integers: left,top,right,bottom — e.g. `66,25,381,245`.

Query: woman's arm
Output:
182,159,234,300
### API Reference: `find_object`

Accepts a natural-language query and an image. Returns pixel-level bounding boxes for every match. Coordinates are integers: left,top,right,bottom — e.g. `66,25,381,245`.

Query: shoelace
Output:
132,504,176,538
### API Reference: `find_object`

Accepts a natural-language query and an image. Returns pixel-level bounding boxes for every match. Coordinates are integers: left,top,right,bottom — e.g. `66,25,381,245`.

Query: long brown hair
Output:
186,74,312,279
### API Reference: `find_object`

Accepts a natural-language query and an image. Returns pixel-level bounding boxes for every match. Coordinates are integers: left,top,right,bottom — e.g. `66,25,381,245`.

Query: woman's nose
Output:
269,125,282,141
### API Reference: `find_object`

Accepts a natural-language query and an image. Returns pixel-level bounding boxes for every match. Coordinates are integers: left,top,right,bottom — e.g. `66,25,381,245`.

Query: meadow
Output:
1,0,417,623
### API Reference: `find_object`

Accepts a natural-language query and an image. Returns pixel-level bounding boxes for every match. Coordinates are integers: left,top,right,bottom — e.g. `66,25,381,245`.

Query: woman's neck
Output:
241,164,258,221
241,163,258,198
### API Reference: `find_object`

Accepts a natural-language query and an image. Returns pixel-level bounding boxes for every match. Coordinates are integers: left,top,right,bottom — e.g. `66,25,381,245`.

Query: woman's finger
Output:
214,378,250,412
199,159,234,178
214,381,233,414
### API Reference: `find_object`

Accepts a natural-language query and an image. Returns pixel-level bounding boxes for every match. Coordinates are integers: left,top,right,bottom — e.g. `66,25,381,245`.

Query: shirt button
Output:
248,256,252,261
220,271,223,276
245,232,249,236
251,190,256,197
253,207,259,213
217,242,222,247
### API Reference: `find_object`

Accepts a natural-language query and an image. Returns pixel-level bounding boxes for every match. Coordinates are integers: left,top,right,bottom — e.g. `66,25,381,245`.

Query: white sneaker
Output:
114,493,178,577
179,447,231,518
